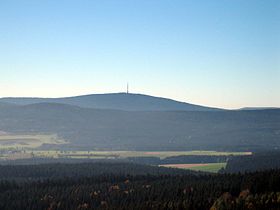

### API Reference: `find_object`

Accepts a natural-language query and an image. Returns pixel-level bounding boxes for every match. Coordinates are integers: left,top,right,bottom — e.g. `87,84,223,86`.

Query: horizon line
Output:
0,92,279,110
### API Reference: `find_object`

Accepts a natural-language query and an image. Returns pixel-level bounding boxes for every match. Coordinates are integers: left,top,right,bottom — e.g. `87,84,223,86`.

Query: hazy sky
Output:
0,0,279,109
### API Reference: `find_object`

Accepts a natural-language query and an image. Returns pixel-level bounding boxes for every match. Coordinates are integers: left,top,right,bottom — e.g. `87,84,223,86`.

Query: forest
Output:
224,151,280,173
0,162,279,210
0,102,279,151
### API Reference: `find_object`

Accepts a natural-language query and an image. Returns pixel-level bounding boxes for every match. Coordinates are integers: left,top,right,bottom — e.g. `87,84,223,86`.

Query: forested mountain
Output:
0,93,220,111
0,102,279,151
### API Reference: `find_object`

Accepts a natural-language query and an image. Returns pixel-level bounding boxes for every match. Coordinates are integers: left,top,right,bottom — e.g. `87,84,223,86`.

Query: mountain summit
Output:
0,93,221,111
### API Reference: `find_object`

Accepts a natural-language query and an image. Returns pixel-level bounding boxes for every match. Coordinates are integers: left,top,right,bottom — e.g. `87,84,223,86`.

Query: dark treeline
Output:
0,162,190,181
224,151,280,173
0,163,279,209
0,155,229,166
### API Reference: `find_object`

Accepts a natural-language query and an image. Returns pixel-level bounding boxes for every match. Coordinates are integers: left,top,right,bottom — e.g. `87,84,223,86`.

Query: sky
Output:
0,0,279,109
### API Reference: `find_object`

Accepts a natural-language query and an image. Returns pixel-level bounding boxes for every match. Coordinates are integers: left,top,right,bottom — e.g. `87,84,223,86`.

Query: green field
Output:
0,133,251,161
186,162,227,173
160,162,227,173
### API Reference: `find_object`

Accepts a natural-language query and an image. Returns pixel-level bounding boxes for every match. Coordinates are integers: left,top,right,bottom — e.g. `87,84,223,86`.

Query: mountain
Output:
0,102,18,108
239,107,280,111
0,102,279,151
0,93,221,111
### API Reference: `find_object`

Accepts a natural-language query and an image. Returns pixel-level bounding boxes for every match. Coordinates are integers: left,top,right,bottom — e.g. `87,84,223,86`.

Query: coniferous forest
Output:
0,162,279,210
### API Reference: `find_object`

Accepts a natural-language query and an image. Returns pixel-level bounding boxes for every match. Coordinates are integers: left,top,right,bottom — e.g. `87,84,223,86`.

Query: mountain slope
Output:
0,93,221,111
0,102,279,151
239,107,280,110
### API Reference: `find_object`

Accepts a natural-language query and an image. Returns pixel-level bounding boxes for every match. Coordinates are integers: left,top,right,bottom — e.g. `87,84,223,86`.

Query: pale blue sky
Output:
0,0,279,108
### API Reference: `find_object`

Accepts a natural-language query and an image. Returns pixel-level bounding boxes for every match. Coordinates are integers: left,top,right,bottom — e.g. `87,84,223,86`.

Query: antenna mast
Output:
126,83,129,94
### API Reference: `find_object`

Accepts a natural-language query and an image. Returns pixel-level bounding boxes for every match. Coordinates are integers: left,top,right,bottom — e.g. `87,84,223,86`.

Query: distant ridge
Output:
239,107,280,111
0,101,279,151
0,101,18,108
0,93,221,111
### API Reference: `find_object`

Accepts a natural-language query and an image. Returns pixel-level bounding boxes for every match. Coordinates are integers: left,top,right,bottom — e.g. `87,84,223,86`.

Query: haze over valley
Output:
0,93,279,152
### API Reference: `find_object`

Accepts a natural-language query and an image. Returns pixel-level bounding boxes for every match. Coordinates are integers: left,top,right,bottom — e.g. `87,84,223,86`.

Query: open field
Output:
0,149,251,161
0,134,252,161
159,162,227,173
0,134,67,149
31,150,251,159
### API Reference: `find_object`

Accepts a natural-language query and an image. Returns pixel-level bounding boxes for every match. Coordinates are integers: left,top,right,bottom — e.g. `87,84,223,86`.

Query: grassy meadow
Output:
31,150,251,159
0,133,251,172
0,134,66,149
159,162,227,173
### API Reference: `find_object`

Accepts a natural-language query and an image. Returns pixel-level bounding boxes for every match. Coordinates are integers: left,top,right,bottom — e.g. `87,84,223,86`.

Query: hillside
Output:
0,163,279,210
0,93,220,111
0,102,279,151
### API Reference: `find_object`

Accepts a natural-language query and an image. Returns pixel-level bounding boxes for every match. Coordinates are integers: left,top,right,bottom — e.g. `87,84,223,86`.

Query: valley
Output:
0,97,279,152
